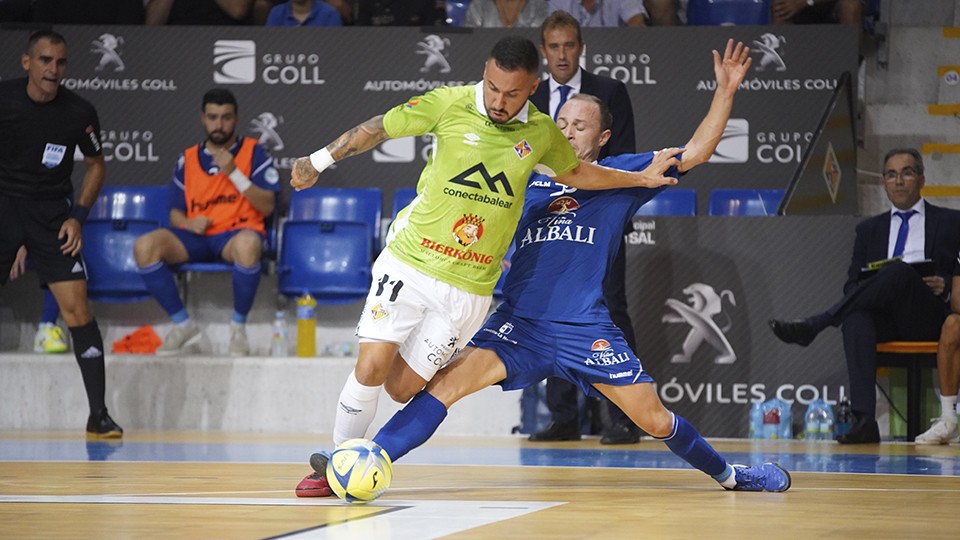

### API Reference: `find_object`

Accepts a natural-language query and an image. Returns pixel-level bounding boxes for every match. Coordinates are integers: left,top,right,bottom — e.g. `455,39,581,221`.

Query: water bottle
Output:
835,397,853,438
271,310,288,357
762,400,781,439
805,400,835,441
748,401,763,439
296,292,317,357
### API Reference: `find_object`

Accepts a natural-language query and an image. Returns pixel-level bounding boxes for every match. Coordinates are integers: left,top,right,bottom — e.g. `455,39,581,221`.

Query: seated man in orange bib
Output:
134,88,279,356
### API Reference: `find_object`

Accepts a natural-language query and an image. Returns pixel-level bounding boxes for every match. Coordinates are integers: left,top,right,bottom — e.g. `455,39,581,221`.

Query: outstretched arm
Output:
555,147,683,190
678,39,752,173
290,115,390,191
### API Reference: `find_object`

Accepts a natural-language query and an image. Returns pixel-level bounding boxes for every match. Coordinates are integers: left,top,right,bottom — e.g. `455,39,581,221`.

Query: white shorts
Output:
356,249,492,381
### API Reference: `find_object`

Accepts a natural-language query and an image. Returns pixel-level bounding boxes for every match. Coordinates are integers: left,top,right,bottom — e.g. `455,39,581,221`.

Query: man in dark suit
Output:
526,10,641,445
770,148,960,444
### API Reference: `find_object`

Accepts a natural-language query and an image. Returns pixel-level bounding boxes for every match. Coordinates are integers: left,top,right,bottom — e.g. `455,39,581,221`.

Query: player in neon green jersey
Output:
290,35,681,497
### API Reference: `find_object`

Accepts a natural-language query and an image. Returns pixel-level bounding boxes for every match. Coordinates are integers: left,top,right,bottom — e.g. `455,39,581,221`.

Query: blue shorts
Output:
169,228,263,262
468,310,654,399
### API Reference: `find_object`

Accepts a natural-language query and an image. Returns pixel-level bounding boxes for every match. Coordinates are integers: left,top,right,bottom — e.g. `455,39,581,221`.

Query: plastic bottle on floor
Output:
296,292,317,357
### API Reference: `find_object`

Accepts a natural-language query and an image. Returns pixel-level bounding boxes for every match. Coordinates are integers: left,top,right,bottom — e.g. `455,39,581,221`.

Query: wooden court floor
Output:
1,431,959,539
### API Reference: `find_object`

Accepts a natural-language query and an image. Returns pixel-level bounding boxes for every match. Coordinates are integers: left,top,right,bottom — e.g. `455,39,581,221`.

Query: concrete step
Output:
0,354,521,436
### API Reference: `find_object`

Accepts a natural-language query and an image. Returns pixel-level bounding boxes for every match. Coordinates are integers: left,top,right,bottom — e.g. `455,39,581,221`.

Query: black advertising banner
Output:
626,215,857,436
0,25,858,212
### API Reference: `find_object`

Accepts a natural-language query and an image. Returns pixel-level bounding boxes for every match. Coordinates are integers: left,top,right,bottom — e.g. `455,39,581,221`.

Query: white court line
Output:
0,495,563,540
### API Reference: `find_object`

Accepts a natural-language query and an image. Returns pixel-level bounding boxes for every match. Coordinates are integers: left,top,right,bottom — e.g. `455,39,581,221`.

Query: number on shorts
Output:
375,273,404,302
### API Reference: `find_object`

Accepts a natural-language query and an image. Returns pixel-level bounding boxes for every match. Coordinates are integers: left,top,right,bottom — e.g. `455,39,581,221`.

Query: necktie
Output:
553,85,571,121
892,210,916,258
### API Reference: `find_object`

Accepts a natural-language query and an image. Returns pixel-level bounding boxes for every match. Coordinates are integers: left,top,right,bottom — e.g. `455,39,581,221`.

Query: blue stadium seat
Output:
708,188,783,216
635,188,697,216
391,188,418,218
277,221,372,304
446,0,472,26
288,188,383,258
686,0,771,25
83,185,169,302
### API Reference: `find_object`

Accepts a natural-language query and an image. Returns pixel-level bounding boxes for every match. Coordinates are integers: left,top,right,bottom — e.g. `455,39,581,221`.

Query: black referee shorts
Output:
0,195,87,286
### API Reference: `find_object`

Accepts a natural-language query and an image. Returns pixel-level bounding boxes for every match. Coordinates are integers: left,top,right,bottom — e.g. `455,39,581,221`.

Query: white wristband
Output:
228,169,253,193
309,147,336,174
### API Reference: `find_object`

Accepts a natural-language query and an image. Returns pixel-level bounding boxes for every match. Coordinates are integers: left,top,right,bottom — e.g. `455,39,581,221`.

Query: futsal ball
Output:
326,438,393,504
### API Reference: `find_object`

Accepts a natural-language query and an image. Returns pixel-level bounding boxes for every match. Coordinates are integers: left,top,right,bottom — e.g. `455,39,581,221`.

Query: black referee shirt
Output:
0,78,102,200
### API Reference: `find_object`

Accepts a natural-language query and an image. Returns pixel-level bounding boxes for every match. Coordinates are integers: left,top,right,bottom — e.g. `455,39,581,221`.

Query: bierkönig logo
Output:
62,33,178,92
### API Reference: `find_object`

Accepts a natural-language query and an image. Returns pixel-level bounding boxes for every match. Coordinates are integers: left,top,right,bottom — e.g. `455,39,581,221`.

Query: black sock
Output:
69,320,106,415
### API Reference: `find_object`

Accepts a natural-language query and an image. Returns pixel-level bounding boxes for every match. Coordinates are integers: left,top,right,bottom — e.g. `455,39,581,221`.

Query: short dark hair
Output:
202,88,238,113
26,30,66,55
541,10,582,45
569,94,612,132
883,148,924,175
489,35,540,74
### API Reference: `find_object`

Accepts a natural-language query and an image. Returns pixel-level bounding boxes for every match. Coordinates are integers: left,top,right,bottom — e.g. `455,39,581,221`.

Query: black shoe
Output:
528,421,581,441
600,423,641,445
86,408,123,440
768,319,817,347
836,416,880,444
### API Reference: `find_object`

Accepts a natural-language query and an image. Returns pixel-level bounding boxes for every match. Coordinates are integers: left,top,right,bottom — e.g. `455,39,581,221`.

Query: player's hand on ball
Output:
291,157,320,191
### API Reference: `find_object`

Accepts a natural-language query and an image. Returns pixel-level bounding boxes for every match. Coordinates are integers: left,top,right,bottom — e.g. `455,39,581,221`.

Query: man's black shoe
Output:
768,319,817,347
528,421,581,441
836,416,880,444
600,422,641,445
86,408,123,440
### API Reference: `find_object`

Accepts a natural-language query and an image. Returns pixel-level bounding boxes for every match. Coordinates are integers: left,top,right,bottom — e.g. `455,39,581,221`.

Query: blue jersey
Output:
500,152,679,322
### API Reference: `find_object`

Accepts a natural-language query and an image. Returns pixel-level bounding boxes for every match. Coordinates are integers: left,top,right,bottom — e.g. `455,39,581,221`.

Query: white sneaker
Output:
915,418,960,445
228,324,250,357
34,322,68,354
157,323,202,355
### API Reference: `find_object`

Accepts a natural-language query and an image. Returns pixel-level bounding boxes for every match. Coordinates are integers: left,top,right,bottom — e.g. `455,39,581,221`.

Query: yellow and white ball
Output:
326,438,393,504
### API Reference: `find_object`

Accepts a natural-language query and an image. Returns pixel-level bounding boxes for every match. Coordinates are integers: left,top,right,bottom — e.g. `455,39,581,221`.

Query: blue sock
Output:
656,413,728,478
373,391,447,462
231,262,261,322
40,289,59,324
138,261,185,319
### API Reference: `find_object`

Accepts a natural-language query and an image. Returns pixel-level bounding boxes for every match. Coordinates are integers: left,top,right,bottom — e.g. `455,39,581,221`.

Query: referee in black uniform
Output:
0,30,122,439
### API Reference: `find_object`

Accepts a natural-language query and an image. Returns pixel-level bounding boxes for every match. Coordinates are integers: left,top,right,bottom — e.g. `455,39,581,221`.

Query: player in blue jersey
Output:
309,39,790,493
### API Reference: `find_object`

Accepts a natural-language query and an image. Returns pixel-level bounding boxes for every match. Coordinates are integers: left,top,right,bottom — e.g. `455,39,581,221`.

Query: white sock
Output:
332,370,382,447
941,395,958,423
718,464,737,489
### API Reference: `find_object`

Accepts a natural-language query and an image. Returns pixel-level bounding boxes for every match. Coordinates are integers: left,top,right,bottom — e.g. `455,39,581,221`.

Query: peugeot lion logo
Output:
250,112,284,152
751,33,786,72
417,35,451,74
92,33,124,72
662,283,737,364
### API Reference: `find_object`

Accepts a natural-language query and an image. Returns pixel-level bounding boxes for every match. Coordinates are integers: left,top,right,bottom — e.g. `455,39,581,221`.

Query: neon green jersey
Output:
383,83,579,295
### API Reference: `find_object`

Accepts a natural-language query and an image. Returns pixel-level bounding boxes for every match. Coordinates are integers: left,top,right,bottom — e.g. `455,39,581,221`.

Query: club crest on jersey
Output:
547,196,579,215
513,139,532,159
370,303,388,321
405,98,421,108
452,213,485,247
591,339,612,352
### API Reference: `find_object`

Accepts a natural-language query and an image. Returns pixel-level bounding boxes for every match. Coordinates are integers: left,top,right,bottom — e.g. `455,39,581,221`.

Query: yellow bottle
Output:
296,292,317,357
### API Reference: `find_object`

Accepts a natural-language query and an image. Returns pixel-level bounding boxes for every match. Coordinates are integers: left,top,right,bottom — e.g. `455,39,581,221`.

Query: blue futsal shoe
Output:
728,463,791,492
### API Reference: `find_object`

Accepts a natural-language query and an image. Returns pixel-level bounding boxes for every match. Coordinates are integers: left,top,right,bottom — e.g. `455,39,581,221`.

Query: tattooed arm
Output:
290,115,389,191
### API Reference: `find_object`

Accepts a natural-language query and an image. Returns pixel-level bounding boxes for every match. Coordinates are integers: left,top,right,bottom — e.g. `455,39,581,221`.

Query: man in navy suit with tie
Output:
526,10,640,444
770,148,960,443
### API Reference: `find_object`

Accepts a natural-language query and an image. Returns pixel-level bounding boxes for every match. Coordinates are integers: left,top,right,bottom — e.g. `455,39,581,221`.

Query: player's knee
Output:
133,232,161,265
943,314,960,343
636,410,674,438
383,384,416,404
229,231,262,266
